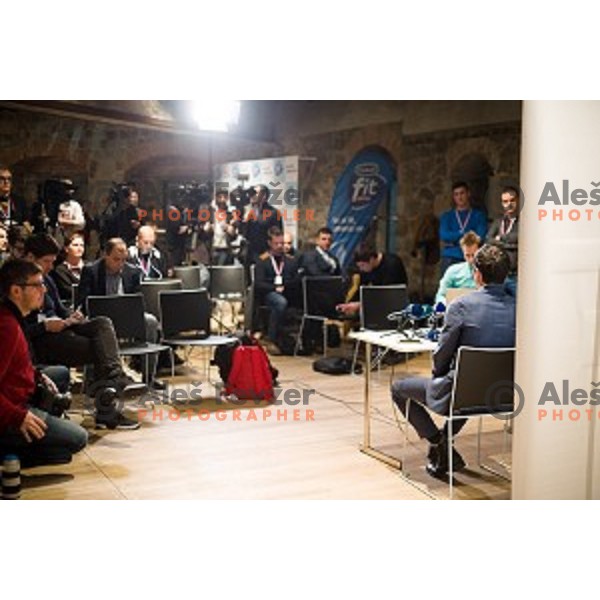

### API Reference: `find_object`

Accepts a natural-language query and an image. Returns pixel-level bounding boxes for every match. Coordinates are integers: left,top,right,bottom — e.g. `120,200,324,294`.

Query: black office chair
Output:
209,265,245,331
173,265,209,290
140,279,182,318
294,276,346,357
403,346,516,499
209,265,245,300
159,289,235,376
352,284,409,373
86,294,174,382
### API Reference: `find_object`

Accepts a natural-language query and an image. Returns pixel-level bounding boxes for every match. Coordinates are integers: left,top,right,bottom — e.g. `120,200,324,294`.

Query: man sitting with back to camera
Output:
254,226,300,355
0,259,88,466
23,234,144,430
390,244,516,479
77,237,167,390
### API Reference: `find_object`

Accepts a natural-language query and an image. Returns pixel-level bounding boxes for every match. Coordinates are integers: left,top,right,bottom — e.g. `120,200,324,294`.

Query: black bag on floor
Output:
312,357,362,375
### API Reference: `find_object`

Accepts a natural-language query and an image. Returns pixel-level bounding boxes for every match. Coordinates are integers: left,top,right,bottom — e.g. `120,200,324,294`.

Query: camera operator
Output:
43,178,85,240
116,186,144,246
0,259,88,468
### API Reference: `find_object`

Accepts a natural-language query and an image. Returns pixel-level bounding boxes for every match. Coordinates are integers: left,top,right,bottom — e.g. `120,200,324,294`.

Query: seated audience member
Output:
51,232,86,303
0,166,29,228
117,187,144,246
127,225,166,280
283,232,296,258
254,226,300,354
337,243,408,315
23,234,142,430
7,225,28,260
439,181,488,276
78,238,165,390
0,223,9,266
0,259,88,467
435,232,480,304
487,185,520,297
298,227,340,277
390,245,516,478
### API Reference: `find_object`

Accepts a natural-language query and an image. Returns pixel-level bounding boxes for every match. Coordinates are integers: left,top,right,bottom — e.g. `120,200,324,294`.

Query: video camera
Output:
42,177,78,227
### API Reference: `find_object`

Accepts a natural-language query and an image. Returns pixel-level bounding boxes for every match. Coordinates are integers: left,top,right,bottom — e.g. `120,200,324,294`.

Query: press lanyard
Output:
455,209,472,233
271,255,284,285
500,217,516,237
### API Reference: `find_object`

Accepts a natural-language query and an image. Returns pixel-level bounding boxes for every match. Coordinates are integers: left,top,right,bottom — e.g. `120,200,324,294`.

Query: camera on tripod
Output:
42,177,78,228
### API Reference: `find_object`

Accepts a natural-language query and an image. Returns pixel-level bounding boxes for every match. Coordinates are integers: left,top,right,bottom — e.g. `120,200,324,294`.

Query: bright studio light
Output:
191,100,241,132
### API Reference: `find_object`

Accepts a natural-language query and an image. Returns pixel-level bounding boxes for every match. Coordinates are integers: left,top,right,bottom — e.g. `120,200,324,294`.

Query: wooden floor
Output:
22,344,512,500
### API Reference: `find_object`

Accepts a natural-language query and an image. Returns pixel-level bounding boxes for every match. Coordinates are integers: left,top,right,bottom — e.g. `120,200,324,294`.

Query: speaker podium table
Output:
348,329,438,470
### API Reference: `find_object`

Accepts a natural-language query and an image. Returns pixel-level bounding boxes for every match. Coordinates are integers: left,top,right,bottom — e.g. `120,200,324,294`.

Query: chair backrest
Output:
159,289,211,338
446,287,475,304
302,276,345,317
140,279,182,318
209,265,245,299
87,294,147,345
173,265,209,290
360,284,408,330
451,347,516,416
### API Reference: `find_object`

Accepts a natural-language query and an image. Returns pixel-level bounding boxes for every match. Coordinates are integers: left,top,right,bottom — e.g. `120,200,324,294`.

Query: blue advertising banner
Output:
327,147,396,270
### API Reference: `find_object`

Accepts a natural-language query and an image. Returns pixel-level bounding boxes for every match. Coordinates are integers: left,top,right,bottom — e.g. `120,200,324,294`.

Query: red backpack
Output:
226,345,274,401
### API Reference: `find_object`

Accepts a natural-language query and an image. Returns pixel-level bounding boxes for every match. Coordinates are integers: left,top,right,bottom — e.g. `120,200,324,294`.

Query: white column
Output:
513,101,600,499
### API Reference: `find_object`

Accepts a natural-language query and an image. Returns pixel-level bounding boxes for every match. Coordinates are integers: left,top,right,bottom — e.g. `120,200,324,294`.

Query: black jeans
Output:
32,316,123,384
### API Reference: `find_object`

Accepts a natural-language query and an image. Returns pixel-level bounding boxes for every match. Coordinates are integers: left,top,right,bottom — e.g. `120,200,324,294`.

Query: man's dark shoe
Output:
115,375,147,394
96,411,141,430
426,434,466,479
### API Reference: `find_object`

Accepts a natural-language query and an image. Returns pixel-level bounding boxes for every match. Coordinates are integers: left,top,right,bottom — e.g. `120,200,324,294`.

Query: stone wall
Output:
0,101,522,300
0,106,278,220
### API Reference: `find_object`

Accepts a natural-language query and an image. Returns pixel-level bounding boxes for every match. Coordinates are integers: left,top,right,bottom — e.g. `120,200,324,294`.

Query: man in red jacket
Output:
0,259,88,467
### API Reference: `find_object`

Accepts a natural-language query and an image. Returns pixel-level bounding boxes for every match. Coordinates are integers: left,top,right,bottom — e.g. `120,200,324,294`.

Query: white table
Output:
349,329,437,469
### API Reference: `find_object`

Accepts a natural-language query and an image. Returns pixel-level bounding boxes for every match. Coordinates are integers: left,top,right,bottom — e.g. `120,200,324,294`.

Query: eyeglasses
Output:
0,176,12,183
19,282,47,289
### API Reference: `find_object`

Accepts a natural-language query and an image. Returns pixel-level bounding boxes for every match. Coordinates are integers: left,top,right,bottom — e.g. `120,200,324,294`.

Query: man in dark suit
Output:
297,227,343,354
254,226,300,354
298,227,341,277
78,238,165,390
391,244,516,478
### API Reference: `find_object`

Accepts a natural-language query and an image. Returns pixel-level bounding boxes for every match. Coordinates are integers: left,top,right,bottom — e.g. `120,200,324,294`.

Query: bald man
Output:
127,225,166,280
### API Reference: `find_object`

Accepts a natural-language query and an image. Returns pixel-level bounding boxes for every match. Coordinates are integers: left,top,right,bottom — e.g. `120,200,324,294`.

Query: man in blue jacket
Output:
391,244,516,478
439,182,488,276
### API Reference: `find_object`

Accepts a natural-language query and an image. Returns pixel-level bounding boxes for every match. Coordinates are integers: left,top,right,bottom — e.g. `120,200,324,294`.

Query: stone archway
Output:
450,152,494,214
11,155,87,214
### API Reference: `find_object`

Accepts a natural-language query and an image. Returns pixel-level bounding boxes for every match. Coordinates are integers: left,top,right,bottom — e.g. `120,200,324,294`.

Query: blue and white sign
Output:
327,147,396,269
